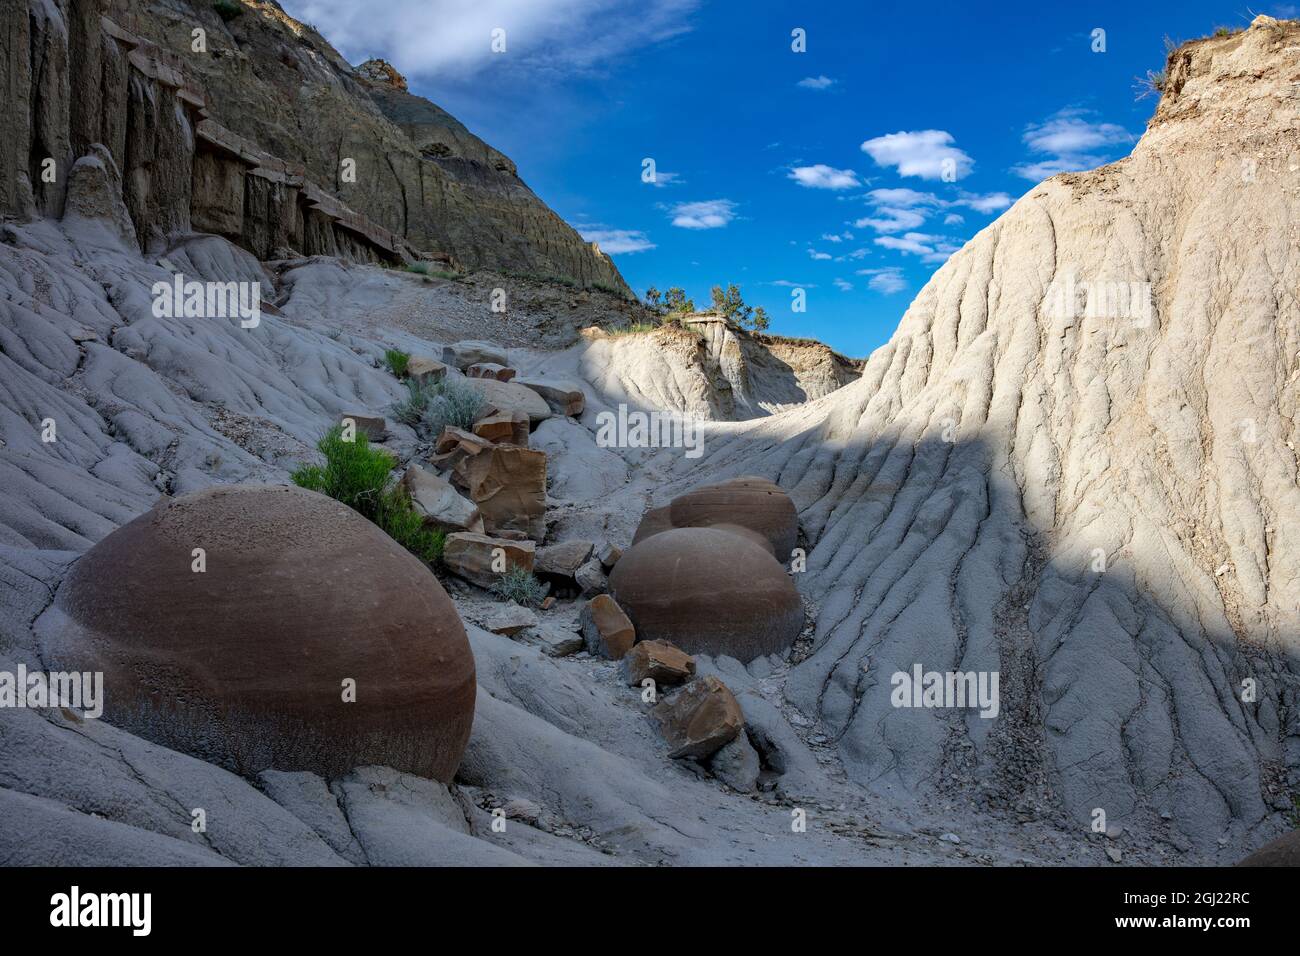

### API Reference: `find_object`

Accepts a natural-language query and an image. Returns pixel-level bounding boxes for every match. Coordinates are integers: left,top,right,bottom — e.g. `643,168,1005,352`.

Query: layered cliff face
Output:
123,0,629,288
0,0,628,290
639,17,1300,850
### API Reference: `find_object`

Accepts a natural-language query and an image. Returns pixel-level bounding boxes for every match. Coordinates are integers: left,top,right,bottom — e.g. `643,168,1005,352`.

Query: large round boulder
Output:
609,527,803,662
633,477,799,562
36,484,476,782
1237,829,1300,866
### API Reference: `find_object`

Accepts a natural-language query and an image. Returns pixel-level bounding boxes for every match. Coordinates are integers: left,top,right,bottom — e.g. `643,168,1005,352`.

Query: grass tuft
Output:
491,567,547,607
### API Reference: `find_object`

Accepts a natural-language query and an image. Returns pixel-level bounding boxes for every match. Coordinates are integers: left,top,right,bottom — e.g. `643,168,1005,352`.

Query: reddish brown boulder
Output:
407,356,447,386
36,485,476,782
1237,830,1300,866
630,505,672,546
653,676,743,759
667,476,798,562
443,532,535,588
609,527,803,662
580,595,635,660
453,444,547,540
621,640,696,686
517,378,586,417
472,411,517,444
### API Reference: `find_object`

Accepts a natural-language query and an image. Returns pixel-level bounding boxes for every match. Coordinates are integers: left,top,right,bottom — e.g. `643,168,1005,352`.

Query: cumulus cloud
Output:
788,165,861,190
833,277,853,291
807,248,833,260
280,0,699,78
860,130,974,181
796,75,836,90
1012,109,1134,181
852,186,1011,236
853,207,926,233
944,212,965,225
668,199,737,229
856,267,907,294
578,226,656,254
874,232,960,264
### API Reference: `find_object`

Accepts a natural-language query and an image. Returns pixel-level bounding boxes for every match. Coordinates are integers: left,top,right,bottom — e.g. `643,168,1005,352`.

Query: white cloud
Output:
1012,109,1134,182
280,0,699,78
796,75,836,90
957,191,1013,213
856,267,906,294
807,248,832,260
943,212,965,225
767,279,816,288
833,277,853,291
874,232,960,264
789,164,861,190
578,227,655,254
866,187,942,207
854,207,926,233
668,199,737,229
646,170,684,188
860,130,973,180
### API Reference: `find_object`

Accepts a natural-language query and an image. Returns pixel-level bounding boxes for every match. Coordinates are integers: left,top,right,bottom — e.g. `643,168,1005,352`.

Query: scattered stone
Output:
72,329,98,343
516,378,586,417
37,485,476,782
1105,823,1124,839
484,604,538,636
494,529,532,542
400,465,483,534
579,594,635,660
652,675,744,760
442,340,508,370
467,362,516,382
472,411,517,444
535,539,594,581
574,557,608,596
407,356,447,385
430,426,493,472
531,623,584,657
610,527,803,662
621,640,696,687
940,832,961,844
1106,847,1123,863
596,542,622,570
338,412,386,441
474,378,552,425
709,730,761,792
453,444,547,540
540,596,556,611
442,532,535,589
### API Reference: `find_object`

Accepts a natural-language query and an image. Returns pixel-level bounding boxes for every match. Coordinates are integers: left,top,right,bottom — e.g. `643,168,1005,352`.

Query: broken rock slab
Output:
530,623,585,658
443,340,508,370
653,675,744,760
472,411,517,444
407,356,447,385
621,640,696,687
517,378,586,417
467,362,516,382
580,594,635,660
454,444,547,541
443,532,536,589
575,557,608,597
596,542,622,571
484,604,538,636
401,465,483,534
474,378,552,425
535,539,594,584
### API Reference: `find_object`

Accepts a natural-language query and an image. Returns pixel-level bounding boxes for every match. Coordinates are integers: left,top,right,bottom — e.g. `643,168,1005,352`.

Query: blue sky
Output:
281,0,1296,356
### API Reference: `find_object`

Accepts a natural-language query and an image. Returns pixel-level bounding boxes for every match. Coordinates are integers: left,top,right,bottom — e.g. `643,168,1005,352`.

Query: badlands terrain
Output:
1,3,1299,868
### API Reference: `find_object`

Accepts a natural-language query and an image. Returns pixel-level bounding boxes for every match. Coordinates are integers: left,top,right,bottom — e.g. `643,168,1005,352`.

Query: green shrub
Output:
383,348,410,378
292,426,444,564
491,567,547,607
605,321,661,337
291,426,394,521
391,376,485,438
405,263,461,281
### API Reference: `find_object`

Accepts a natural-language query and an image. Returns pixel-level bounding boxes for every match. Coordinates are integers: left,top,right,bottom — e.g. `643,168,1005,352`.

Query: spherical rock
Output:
1237,829,1300,866
609,527,803,662
36,484,476,782
667,476,799,562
